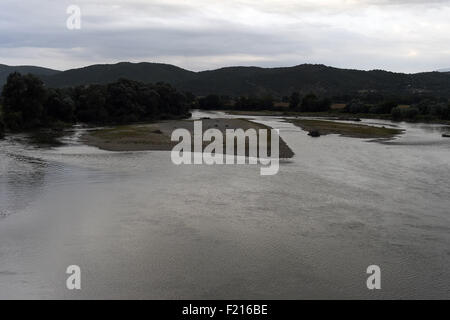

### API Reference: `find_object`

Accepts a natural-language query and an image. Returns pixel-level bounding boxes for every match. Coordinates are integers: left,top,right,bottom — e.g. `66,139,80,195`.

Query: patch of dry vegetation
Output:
290,119,403,139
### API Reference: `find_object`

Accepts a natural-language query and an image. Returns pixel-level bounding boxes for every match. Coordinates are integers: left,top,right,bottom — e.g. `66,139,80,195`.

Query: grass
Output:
225,110,450,125
90,125,158,139
84,119,295,157
226,109,391,119
289,119,403,139
85,123,172,150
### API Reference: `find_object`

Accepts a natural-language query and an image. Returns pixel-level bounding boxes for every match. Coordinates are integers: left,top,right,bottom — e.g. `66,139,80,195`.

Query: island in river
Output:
82,117,405,156
82,118,295,158
288,119,403,139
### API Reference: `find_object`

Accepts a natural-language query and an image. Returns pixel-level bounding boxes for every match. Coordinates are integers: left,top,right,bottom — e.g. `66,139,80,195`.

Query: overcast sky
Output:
0,0,449,72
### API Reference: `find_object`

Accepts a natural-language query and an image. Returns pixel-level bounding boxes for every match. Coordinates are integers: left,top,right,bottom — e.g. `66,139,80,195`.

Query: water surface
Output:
0,112,449,299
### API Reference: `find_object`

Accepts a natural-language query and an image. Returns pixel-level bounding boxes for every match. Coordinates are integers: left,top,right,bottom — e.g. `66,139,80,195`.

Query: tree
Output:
391,106,403,121
1,72,47,130
198,94,223,110
375,100,398,114
300,93,318,112
46,89,75,122
317,97,332,112
74,84,107,123
346,100,369,114
404,107,419,120
0,114,5,138
289,92,300,110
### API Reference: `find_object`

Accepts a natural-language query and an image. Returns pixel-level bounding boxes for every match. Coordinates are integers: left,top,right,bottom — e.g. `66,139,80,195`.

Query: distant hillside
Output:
40,62,196,88
185,65,450,97
437,68,450,72
0,64,60,87
2,62,450,98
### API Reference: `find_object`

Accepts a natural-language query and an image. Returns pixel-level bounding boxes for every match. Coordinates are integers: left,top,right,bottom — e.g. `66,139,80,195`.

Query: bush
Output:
391,106,419,121
234,95,274,110
289,92,300,109
391,107,403,121
374,101,397,114
404,107,419,120
299,94,331,112
3,111,23,131
0,117,5,138
198,94,224,110
346,100,370,114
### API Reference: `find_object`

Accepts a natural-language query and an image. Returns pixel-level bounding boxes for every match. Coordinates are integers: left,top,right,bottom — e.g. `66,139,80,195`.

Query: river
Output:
0,111,449,299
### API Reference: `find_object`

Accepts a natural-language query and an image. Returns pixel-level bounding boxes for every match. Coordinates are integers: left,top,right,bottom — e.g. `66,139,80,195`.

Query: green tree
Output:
0,112,5,138
199,94,223,110
404,107,419,120
300,93,318,112
289,92,300,110
45,89,75,123
391,106,403,121
1,72,47,130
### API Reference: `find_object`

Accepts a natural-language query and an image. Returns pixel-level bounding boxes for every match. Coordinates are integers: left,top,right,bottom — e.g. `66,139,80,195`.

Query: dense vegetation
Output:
197,94,275,111
194,90,450,122
289,93,331,112
0,72,191,134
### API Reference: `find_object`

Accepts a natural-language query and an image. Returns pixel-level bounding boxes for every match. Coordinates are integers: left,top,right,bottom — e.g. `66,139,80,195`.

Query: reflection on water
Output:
0,112,449,299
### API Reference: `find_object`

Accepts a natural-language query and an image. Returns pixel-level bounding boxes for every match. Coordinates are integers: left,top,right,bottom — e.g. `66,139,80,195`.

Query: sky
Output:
0,0,449,73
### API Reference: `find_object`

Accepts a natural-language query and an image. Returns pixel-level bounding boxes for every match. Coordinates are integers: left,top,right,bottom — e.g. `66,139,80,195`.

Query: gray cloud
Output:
0,0,449,72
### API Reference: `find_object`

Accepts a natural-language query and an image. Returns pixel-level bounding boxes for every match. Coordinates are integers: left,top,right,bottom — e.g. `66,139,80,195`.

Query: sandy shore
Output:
82,118,294,158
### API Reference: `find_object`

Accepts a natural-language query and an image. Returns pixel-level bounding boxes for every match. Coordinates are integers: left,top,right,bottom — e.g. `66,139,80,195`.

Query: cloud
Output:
0,0,449,72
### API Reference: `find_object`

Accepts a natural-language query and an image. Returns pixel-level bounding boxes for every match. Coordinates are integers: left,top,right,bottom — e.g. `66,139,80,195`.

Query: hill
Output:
40,62,196,88
0,64,60,87
2,62,450,98
184,65,450,97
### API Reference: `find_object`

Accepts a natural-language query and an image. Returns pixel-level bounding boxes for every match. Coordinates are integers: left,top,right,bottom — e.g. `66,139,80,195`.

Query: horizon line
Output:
1,61,448,75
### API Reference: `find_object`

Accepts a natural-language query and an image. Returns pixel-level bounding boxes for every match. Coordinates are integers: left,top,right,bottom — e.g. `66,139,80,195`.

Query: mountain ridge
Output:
0,64,61,85
2,62,450,97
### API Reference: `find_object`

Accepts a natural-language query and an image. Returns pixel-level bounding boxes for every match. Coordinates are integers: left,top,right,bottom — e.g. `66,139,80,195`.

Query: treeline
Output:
195,92,336,112
288,93,331,112
341,98,450,121
194,91,450,121
0,72,191,134
197,94,276,111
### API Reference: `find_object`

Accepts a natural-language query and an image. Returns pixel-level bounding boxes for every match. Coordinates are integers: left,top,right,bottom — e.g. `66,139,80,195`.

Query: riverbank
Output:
82,118,295,158
288,119,403,139
226,110,450,125
227,110,389,119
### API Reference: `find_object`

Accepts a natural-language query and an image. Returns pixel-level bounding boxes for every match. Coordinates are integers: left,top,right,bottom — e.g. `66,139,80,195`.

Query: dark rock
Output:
338,117,361,122
308,130,321,137
442,133,450,138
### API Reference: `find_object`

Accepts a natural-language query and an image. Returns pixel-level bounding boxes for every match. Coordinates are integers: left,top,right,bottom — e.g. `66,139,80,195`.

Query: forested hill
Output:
0,64,60,86
39,62,196,88
2,62,450,98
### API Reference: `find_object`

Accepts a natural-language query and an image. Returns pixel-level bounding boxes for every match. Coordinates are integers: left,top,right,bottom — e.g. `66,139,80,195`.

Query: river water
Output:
0,111,449,299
